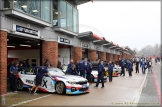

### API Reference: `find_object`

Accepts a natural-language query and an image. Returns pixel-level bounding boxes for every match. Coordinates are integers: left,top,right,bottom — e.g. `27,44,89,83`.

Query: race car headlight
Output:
66,81,76,85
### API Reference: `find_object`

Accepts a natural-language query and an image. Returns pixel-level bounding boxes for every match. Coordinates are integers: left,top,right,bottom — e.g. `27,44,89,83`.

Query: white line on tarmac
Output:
11,94,52,106
132,70,148,107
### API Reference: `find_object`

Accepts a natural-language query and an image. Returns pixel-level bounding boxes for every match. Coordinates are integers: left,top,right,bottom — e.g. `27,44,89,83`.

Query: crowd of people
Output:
7,56,160,93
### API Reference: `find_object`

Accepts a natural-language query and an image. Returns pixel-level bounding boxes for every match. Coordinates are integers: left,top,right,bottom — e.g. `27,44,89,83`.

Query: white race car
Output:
16,67,89,94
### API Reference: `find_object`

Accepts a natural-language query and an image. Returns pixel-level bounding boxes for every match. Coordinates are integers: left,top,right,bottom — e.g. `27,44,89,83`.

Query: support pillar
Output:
72,46,82,62
0,30,7,95
89,50,97,61
107,53,113,61
100,52,106,61
42,41,58,67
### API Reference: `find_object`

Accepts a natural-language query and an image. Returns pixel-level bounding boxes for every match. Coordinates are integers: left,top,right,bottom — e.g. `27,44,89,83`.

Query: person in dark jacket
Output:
120,59,125,76
28,63,54,95
86,59,92,83
127,60,133,76
94,60,105,88
66,59,74,74
135,60,139,73
140,59,146,74
108,61,114,82
9,62,19,92
79,58,86,78
70,65,78,75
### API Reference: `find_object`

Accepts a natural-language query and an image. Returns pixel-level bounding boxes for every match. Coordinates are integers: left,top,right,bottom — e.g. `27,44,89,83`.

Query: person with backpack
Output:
86,59,92,83
140,59,146,74
79,58,86,78
108,61,114,82
94,60,105,88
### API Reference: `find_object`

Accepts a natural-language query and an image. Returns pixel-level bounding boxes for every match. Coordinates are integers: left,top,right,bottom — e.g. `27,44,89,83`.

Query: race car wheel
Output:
17,79,23,90
55,82,66,95
90,74,94,82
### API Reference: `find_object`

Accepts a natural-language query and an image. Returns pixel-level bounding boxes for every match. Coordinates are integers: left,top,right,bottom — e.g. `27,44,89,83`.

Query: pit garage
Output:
7,35,41,66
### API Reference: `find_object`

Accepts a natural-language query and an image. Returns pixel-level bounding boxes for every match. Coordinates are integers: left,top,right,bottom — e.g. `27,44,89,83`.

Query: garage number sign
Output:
81,42,89,48
16,25,38,36
58,36,71,44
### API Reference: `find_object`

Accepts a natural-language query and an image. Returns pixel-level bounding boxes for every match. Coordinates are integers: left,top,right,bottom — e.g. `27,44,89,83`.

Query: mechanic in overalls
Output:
94,60,105,88
86,59,92,83
66,59,74,74
70,65,78,75
28,63,54,95
108,61,114,82
79,58,86,78
120,59,125,76
9,62,19,92
127,60,133,76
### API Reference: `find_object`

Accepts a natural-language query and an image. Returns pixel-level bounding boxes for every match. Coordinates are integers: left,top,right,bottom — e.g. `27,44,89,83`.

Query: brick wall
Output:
88,50,97,61
72,46,82,62
0,30,7,95
100,52,106,61
42,41,58,67
107,53,113,61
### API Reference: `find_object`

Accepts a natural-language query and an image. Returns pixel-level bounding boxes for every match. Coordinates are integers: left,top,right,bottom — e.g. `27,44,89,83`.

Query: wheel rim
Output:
56,82,64,94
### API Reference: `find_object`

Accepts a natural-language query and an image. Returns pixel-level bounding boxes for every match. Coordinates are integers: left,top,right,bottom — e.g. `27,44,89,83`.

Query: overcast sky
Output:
78,1,161,51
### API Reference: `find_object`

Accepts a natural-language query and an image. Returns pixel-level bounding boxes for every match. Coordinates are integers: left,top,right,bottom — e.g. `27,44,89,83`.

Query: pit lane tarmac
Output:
1,63,161,106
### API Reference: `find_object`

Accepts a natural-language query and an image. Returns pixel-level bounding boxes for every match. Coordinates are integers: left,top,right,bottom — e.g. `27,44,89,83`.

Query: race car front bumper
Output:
65,85,90,94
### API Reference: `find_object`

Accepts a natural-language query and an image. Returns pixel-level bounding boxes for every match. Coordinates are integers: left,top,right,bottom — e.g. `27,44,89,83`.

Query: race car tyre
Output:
17,79,23,90
55,82,66,95
90,74,94,82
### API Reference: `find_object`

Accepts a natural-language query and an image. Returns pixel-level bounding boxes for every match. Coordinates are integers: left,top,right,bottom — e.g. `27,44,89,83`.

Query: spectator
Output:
127,60,133,76
120,59,125,76
147,59,152,73
135,59,139,73
140,59,146,74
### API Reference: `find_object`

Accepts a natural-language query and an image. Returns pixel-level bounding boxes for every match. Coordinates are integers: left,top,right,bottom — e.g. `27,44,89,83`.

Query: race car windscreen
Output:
48,68,65,76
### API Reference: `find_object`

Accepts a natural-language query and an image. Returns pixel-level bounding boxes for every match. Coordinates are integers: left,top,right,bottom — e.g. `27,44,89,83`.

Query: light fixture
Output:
7,39,9,41
55,12,58,14
20,44,31,47
37,44,40,45
7,46,15,48
21,5,27,8
14,0,17,2
32,10,38,12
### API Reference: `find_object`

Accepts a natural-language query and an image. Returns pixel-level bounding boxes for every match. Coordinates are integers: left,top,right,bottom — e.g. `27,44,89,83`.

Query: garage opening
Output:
7,35,41,92
96,51,100,60
58,44,71,66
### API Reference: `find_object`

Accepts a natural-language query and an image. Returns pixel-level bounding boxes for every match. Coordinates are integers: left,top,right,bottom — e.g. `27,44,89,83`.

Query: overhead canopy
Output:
72,0,93,5
78,31,104,41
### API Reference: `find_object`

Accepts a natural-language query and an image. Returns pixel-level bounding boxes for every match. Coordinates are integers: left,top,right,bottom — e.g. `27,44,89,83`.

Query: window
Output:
4,0,10,9
67,3,73,31
60,0,67,29
73,8,78,33
42,0,51,22
53,0,58,26
13,0,51,22
28,0,41,18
